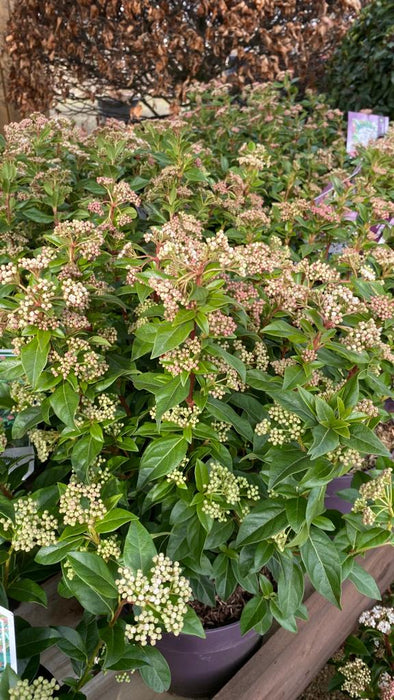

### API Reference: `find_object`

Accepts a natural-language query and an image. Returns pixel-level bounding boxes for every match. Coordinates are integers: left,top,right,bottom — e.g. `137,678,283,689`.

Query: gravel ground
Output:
298,664,347,699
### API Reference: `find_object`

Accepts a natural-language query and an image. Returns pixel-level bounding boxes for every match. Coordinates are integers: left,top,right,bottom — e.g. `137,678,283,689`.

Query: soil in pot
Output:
157,587,261,698
325,417,393,514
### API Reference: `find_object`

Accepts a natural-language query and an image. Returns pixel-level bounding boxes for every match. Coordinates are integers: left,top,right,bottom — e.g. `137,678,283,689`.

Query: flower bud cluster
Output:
342,319,381,354
10,381,42,411
116,554,192,646
352,469,392,525
28,429,58,462
152,404,201,429
238,143,271,170
327,446,364,472
355,398,379,418
212,421,231,442
271,529,287,552
9,677,60,699
338,658,371,698
0,497,57,552
59,477,107,527
270,357,296,376
0,427,7,452
208,310,237,337
201,462,259,522
255,404,303,445
17,279,59,330
62,278,90,310
51,337,108,382
369,294,394,321
0,262,18,284
79,394,118,423
160,337,201,376
167,465,187,487
19,247,56,274
149,277,186,321
97,536,121,562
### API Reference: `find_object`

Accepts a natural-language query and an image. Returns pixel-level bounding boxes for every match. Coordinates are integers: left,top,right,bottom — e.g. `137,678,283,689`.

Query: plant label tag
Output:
0,605,17,675
347,112,389,155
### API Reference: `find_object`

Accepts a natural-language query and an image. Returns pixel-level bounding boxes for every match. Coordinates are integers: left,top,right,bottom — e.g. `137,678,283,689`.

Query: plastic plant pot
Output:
324,473,354,514
156,621,261,698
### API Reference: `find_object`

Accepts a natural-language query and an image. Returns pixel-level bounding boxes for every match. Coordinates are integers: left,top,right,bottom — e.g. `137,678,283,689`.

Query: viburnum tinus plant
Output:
0,89,392,696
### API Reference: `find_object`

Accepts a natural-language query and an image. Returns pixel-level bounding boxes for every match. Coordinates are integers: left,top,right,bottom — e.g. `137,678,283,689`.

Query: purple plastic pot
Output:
156,621,261,697
324,474,354,514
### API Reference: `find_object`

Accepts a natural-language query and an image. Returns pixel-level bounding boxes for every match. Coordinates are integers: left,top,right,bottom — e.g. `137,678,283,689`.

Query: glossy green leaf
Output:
50,382,79,426
300,527,342,607
123,518,156,573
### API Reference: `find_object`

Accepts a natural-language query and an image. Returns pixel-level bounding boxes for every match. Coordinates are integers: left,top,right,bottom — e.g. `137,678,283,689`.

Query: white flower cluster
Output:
28,429,58,462
327,445,364,472
0,427,7,452
238,143,271,170
97,536,121,562
79,394,118,423
62,278,90,310
152,405,201,429
255,404,303,445
51,337,108,382
0,497,57,552
116,553,192,646
10,381,43,411
355,398,379,418
9,677,59,699
359,605,394,634
212,421,231,442
338,658,371,698
59,477,107,527
201,462,259,522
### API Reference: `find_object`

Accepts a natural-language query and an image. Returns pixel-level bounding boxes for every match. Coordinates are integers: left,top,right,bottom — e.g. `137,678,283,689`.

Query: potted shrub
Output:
0,92,392,696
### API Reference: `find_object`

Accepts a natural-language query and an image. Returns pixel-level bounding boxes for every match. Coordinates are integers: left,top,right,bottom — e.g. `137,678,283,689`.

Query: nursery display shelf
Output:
17,546,393,700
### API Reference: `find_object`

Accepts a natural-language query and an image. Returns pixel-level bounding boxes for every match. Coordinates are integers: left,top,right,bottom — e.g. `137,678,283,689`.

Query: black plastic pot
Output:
156,622,261,698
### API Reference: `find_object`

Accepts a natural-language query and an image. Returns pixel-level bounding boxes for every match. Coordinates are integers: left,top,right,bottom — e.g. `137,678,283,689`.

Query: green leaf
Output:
138,436,188,487
308,425,339,460
151,320,195,359
7,579,47,607
35,537,84,565
181,606,206,638
55,626,88,663
347,561,381,600
21,335,50,388
66,574,115,616
0,494,14,522
67,551,118,599
195,459,209,493
262,320,306,343
240,596,271,634
139,647,171,693
71,434,103,481
22,207,54,223
100,624,127,668
50,382,79,427
207,343,246,383
207,397,254,441
236,502,287,546
11,406,42,440
342,424,391,457
270,600,298,633
283,365,308,390
354,528,391,552
95,508,136,534
17,627,60,658
154,376,190,423
277,556,304,617
266,447,316,489
123,518,156,574
300,527,342,607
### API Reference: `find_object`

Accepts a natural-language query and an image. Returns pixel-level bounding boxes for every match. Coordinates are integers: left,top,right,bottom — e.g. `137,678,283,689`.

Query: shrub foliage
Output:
325,0,394,118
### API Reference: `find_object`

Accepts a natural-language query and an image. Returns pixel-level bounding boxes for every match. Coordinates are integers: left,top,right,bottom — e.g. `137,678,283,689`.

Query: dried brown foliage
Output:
6,0,366,115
